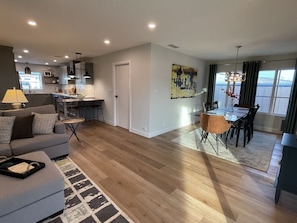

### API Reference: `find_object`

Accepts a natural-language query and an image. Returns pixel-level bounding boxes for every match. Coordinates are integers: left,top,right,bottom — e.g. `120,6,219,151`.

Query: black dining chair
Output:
204,101,218,111
204,102,212,111
229,104,260,147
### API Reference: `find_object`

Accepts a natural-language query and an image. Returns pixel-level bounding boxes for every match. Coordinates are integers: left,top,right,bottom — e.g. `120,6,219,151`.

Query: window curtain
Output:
239,61,261,106
206,64,217,103
284,59,297,134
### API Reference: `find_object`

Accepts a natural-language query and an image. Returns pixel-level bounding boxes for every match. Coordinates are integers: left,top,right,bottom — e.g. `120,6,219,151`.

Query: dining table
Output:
206,107,250,123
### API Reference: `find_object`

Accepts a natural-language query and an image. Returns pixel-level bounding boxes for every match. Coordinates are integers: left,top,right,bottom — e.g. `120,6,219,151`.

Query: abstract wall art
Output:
171,64,198,99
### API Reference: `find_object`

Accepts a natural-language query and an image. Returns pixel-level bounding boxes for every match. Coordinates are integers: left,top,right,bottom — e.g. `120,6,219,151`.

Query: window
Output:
18,71,43,90
214,72,241,107
255,69,295,115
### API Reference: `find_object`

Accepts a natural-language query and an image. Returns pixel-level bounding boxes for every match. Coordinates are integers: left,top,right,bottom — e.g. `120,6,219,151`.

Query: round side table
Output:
62,118,85,142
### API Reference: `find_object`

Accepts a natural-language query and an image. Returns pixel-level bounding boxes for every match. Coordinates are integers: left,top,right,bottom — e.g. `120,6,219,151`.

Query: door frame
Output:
112,61,131,130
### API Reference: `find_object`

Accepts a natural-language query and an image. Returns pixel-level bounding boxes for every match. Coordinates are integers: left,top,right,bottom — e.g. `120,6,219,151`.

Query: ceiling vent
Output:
168,44,179,49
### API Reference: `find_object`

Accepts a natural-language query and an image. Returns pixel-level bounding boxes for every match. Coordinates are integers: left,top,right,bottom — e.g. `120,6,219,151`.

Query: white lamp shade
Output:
2,87,28,103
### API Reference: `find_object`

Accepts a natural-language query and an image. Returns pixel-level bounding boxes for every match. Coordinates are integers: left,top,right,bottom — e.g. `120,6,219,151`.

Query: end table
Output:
62,118,85,142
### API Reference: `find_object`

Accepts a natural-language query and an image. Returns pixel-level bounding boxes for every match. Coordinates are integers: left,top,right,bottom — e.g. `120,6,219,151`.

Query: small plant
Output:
221,86,239,98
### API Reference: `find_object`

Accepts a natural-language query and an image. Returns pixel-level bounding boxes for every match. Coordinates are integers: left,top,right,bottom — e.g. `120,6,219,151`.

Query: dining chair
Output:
230,104,260,147
234,104,253,108
200,113,232,155
204,102,212,111
204,101,219,111
213,101,219,109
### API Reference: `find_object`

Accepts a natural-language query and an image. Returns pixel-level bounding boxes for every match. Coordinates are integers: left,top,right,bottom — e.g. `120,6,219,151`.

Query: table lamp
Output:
2,87,28,109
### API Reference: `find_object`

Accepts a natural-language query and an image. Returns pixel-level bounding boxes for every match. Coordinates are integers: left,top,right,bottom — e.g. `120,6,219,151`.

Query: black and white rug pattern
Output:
42,157,133,223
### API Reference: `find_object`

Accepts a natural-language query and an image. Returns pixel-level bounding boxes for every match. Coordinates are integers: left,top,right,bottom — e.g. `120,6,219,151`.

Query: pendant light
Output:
24,63,31,74
225,46,246,82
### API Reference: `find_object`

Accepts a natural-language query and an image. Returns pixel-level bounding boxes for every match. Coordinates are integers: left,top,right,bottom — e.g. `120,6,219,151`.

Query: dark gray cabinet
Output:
75,62,93,84
275,133,297,203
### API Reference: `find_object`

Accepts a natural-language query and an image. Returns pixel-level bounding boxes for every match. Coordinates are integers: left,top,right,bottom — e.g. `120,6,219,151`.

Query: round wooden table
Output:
62,118,85,142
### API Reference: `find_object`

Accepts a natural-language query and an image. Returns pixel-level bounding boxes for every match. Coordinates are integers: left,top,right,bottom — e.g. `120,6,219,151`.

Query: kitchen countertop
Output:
51,93,94,98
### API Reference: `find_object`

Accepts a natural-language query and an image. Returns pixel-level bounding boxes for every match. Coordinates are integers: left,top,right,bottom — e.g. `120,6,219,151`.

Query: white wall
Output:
92,43,207,138
149,44,207,137
92,44,151,136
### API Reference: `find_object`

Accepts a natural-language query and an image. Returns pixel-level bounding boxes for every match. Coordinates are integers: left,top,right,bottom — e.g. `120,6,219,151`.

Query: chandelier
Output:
225,46,246,82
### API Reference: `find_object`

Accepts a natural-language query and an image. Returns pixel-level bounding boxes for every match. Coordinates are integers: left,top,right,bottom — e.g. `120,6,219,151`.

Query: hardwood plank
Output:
68,122,297,223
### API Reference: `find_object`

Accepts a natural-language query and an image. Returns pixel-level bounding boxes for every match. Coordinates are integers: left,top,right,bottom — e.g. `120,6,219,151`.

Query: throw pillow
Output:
11,114,35,140
0,116,16,143
32,112,58,135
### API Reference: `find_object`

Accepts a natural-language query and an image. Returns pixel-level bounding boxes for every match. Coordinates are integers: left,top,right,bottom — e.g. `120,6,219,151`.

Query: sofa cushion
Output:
0,143,12,157
10,134,69,156
1,104,56,117
32,112,58,135
0,116,16,143
11,115,35,140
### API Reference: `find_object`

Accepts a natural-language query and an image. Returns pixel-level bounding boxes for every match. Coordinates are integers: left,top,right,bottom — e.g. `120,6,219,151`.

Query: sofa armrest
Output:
54,121,66,134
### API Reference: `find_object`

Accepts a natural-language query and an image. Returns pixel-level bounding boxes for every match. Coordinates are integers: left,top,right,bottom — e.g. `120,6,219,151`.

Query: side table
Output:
62,118,85,142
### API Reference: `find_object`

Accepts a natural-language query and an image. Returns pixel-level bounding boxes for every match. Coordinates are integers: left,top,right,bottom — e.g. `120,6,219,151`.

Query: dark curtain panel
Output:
206,64,217,103
239,61,261,106
284,59,297,134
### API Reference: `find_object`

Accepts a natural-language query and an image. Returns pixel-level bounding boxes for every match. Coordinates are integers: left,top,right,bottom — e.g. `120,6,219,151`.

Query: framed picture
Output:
171,64,198,99
43,71,52,77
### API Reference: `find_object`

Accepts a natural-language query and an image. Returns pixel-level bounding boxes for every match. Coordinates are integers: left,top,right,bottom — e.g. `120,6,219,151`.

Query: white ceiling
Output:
1,0,297,66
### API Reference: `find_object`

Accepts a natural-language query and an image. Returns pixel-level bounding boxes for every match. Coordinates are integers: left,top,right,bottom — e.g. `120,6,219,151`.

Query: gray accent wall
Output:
0,45,20,109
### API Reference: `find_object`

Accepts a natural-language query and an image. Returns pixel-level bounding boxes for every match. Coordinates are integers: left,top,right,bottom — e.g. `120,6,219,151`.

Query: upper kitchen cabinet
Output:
75,62,93,84
59,65,75,85
59,66,69,85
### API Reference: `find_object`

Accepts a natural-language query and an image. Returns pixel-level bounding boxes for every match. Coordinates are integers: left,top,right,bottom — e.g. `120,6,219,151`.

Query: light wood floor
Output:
68,121,297,223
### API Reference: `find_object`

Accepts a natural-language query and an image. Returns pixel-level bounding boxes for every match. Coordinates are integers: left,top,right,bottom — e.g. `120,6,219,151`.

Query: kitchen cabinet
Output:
25,94,54,108
59,66,75,85
59,66,69,85
275,133,297,203
75,62,93,84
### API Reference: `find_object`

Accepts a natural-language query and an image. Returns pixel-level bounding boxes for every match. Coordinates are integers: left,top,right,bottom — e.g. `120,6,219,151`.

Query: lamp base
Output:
12,103,22,109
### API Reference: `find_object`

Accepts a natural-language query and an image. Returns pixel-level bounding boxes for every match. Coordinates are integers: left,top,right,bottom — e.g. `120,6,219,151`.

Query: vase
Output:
227,97,234,111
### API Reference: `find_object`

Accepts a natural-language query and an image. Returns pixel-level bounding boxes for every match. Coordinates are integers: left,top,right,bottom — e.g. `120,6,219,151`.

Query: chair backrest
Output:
204,102,212,111
213,101,219,109
234,104,253,108
204,101,218,111
200,113,231,134
244,104,260,126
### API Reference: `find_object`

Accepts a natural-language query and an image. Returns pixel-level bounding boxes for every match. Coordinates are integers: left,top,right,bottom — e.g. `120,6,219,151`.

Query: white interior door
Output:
115,63,129,129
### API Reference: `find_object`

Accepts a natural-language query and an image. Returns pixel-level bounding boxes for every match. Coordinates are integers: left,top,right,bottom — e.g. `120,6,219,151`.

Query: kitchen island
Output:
52,93,104,121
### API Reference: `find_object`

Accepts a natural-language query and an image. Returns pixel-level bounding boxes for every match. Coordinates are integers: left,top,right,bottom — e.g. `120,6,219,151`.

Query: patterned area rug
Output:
42,157,133,223
172,128,277,172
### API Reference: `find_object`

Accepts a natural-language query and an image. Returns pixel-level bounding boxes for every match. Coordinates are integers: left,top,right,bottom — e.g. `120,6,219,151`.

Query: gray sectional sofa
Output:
0,104,69,159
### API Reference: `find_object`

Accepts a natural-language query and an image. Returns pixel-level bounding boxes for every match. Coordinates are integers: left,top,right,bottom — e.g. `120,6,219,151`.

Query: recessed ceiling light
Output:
28,20,37,26
148,23,156,29
53,60,57,63
65,55,69,59
14,59,18,62
23,49,29,53
18,55,22,58
104,39,110,44
45,62,49,65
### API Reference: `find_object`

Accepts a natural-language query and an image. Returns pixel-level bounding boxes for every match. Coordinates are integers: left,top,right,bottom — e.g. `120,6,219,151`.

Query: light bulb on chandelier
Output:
225,46,246,82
